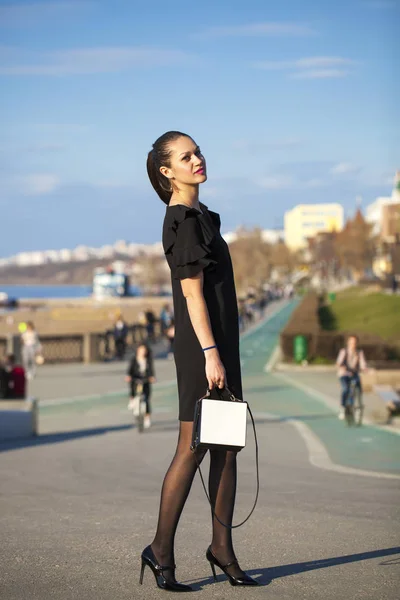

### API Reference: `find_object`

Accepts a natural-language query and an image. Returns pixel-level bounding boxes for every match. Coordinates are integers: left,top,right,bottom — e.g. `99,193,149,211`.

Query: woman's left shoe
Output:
144,415,151,429
139,545,192,592
206,547,259,586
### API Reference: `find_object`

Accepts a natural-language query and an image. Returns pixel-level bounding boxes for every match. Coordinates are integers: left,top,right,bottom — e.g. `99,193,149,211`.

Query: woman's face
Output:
137,345,147,359
347,336,357,351
160,136,207,188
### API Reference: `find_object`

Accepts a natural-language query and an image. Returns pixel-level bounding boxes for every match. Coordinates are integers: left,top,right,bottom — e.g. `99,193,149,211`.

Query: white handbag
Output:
191,387,259,530
191,387,247,452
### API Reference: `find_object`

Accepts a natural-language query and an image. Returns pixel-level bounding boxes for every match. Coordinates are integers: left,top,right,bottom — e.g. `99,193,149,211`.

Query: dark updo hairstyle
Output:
147,130,190,204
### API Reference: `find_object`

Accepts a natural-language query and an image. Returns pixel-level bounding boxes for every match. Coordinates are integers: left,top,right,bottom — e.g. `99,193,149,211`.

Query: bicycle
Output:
344,376,364,427
129,382,147,433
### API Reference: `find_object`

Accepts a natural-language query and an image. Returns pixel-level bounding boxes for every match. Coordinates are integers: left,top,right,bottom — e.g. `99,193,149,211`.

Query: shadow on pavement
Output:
0,424,133,453
186,546,400,589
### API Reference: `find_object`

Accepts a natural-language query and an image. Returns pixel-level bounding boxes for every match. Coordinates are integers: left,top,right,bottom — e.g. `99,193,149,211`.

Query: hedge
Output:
280,292,400,363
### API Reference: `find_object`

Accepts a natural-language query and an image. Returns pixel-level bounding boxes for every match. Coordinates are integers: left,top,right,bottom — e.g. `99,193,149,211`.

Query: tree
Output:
228,228,296,294
228,228,272,294
334,210,375,279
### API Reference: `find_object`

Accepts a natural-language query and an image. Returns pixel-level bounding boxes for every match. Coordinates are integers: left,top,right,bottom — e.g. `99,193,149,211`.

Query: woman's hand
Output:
149,376,156,384
125,375,131,383
205,348,226,390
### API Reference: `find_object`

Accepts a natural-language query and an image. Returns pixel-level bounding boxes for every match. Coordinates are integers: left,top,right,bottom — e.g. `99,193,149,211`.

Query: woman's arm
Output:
181,272,225,390
336,348,345,366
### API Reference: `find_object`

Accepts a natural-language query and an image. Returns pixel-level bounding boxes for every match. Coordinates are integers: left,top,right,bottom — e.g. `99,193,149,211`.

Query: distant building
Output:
284,203,344,250
381,203,400,241
261,229,284,244
223,228,284,244
366,170,400,237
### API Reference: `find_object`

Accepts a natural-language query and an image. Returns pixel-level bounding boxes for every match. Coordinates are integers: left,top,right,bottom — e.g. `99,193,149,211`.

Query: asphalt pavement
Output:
1,299,399,600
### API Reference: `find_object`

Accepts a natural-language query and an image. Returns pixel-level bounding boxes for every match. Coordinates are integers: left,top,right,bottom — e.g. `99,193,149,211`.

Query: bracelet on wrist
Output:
202,345,217,352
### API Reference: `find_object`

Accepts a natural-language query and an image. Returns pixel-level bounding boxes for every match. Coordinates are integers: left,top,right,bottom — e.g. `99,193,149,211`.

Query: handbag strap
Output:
192,401,259,530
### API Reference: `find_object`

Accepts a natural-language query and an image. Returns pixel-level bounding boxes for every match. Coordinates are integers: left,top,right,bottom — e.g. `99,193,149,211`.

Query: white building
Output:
222,229,284,244
284,203,344,250
366,171,400,236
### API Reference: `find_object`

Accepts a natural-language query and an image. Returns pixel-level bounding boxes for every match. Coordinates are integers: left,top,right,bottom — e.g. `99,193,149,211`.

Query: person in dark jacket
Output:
3,354,26,399
113,315,128,360
0,360,9,399
125,344,156,428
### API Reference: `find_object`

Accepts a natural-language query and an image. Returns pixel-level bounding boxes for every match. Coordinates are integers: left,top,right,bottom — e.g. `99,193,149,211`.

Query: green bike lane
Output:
40,300,400,476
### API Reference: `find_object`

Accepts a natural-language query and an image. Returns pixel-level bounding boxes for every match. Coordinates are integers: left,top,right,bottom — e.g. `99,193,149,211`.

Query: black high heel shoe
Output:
139,545,193,592
206,546,259,587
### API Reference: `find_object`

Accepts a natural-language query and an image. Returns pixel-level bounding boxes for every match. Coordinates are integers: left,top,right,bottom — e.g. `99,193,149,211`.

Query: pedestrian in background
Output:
4,354,26,399
0,359,9,399
21,321,41,380
145,308,156,342
126,343,155,429
160,304,173,334
113,315,128,360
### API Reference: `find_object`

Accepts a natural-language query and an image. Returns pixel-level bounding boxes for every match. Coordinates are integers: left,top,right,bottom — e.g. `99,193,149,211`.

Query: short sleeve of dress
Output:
169,214,216,280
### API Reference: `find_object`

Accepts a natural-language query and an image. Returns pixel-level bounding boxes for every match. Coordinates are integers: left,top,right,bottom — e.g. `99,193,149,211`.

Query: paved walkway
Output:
1,299,399,599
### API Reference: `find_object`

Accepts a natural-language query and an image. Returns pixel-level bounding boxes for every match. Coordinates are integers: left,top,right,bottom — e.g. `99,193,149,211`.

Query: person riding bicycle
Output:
125,343,156,429
336,335,367,420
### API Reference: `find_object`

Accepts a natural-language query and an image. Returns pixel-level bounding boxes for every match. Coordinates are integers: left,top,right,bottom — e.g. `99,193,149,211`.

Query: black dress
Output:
162,202,242,421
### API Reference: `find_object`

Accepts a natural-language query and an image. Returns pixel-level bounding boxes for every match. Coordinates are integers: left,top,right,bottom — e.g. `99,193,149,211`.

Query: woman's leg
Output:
208,449,245,578
151,421,205,572
340,376,350,407
144,383,151,416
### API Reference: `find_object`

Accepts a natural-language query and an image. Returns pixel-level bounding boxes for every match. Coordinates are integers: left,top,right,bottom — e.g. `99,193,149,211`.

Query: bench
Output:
0,398,38,441
374,385,400,425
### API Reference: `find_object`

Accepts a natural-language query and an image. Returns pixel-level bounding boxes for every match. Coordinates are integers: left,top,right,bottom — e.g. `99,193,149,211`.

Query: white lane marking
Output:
291,419,400,481
274,371,400,438
254,411,400,480
264,345,281,373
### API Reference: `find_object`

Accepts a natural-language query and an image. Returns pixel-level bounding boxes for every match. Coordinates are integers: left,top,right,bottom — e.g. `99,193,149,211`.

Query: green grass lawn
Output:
328,287,400,341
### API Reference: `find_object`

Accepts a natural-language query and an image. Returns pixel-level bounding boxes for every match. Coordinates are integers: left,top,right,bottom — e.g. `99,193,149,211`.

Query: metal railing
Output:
40,335,84,364
5,320,165,365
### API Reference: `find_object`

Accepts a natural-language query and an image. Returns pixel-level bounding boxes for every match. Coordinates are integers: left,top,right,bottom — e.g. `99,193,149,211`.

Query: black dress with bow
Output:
162,202,242,421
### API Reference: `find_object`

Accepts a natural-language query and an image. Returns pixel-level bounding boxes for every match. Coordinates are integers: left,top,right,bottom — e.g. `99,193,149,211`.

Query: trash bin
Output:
294,335,308,363
328,292,336,303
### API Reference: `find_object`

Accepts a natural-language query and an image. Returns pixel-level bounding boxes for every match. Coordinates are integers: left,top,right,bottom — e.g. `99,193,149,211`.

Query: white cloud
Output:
291,69,350,79
257,176,295,190
254,56,357,80
254,56,356,70
23,174,60,195
0,2,89,27
0,46,196,76
331,163,360,175
256,175,329,190
304,178,326,188
195,22,315,39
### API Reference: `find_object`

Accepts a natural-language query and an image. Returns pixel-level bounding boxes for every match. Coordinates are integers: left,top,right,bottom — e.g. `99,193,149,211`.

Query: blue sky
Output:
1,0,399,256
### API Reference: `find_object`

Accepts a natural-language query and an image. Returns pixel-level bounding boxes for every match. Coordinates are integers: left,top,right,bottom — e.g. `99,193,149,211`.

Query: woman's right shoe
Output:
206,546,259,587
139,545,193,592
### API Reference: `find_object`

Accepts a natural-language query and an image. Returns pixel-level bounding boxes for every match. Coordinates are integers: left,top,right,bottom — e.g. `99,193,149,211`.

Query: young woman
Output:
140,131,258,592
336,334,367,420
126,343,155,429
20,321,41,380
